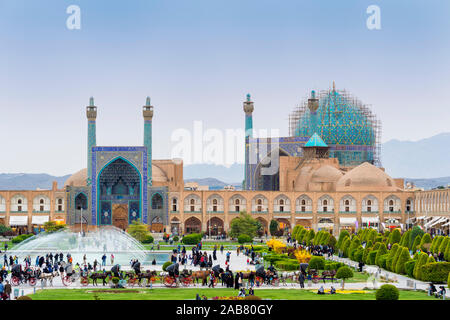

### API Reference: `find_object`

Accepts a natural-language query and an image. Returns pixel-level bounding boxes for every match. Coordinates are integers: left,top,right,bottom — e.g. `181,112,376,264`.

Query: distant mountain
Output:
184,178,241,190
403,177,450,190
0,173,70,190
183,163,244,184
382,132,450,179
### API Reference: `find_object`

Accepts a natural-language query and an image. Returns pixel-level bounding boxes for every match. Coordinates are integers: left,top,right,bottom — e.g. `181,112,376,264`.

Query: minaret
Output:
86,97,97,185
143,97,153,186
243,94,254,190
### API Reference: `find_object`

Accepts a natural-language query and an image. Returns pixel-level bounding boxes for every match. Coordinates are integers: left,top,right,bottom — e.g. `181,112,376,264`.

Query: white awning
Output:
416,216,425,220
170,221,181,224
318,223,334,228
428,217,448,228
0,215,5,218
9,216,28,226
295,216,312,219
31,215,49,225
340,217,357,225
274,216,291,219
362,217,379,224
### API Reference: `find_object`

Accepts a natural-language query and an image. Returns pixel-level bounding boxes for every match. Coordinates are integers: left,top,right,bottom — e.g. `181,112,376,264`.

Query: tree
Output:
336,266,353,289
341,237,351,258
229,212,261,239
269,220,279,236
43,221,67,233
390,246,403,272
376,284,399,300
127,220,150,242
409,226,424,249
438,237,449,256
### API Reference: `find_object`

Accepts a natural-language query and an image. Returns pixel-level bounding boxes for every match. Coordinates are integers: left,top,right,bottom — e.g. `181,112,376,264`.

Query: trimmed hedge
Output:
182,233,202,245
11,233,33,244
142,234,154,244
395,247,411,274
368,250,378,265
308,256,325,270
275,259,300,271
237,234,253,244
376,284,399,300
420,262,450,283
405,260,416,278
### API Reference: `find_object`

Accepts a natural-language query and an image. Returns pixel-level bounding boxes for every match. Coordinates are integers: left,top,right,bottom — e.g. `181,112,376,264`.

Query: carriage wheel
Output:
163,276,176,288
29,277,37,286
80,277,89,287
62,276,72,287
11,276,19,286
312,277,319,284
139,278,148,287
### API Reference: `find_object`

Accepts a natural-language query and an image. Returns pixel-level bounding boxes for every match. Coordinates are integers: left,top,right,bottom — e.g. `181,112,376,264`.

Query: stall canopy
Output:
340,217,357,225
362,217,379,224
9,216,28,226
31,215,49,225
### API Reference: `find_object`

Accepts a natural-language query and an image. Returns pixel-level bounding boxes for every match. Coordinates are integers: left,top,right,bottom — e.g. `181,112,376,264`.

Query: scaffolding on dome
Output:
288,86,382,167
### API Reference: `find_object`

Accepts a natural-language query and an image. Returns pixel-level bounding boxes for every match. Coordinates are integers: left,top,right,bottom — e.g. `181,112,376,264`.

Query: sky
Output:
0,0,449,176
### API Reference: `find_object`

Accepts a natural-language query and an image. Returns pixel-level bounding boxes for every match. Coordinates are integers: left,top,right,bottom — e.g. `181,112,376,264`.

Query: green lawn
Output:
27,288,434,300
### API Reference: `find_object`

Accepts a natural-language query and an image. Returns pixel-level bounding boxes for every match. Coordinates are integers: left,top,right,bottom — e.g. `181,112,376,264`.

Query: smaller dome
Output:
64,168,87,187
311,165,343,183
336,162,399,192
152,165,168,182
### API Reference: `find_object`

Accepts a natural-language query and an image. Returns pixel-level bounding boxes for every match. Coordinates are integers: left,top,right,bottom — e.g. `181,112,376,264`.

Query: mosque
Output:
1,84,449,236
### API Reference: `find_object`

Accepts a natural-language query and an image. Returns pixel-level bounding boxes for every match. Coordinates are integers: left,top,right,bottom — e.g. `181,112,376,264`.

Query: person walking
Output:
102,254,106,266
110,254,114,265
3,280,11,300
299,272,305,288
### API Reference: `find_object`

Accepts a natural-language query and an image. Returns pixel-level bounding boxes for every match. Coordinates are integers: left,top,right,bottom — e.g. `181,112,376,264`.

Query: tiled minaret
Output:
143,97,153,186
243,93,254,190
86,97,97,185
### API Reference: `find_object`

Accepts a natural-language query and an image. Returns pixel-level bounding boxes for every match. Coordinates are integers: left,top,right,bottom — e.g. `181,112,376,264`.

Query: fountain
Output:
8,226,169,266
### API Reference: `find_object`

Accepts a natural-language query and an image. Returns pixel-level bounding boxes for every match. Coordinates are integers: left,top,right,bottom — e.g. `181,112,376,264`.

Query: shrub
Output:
11,234,33,244
162,261,172,271
275,259,300,271
308,256,325,270
391,246,404,272
448,271,450,289
387,243,399,271
405,260,416,278
173,236,179,242
367,250,378,265
376,284,399,300
431,236,443,254
420,233,432,252
413,252,428,280
16,296,32,300
363,247,372,264
111,277,120,284
400,230,411,247
389,229,401,245
438,237,449,256
337,230,350,250
341,237,351,257
395,247,411,274
336,266,353,289
378,254,389,269
348,236,361,260
328,235,337,249
141,234,154,244
353,247,364,263
420,262,450,283
182,233,202,245
411,235,421,252
375,243,388,267
237,234,253,244
427,256,436,264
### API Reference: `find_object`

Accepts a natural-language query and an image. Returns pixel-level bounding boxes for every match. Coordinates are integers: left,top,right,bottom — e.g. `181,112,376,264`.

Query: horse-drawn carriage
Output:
163,263,193,287
255,266,279,287
308,269,337,283
10,264,37,287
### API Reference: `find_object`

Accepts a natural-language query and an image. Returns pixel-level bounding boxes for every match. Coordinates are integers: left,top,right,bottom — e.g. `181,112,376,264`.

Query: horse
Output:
191,270,211,286
38,270,59,287
90,271,112,286
137,270,158,286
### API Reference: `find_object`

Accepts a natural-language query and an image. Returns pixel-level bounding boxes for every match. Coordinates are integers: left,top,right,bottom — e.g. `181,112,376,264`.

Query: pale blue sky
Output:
0,0,449,175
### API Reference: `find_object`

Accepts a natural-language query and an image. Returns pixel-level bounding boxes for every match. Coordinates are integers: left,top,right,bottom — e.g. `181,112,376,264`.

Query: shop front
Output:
31,215,50,234
9,216,29,235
